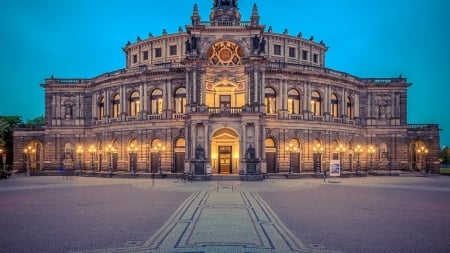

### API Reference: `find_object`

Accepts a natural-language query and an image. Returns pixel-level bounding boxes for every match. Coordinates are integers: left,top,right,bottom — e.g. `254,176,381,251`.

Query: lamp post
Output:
368,146,375,174
354,145,363,175
105,144,115,176
88,145,96,175
0,148,3,171
127,143,138,176
285,143,298,174
417,146,428,175
313,144,324,174
76,146,83,173
23,146,35,176
154,143,165,174
336,144,346,172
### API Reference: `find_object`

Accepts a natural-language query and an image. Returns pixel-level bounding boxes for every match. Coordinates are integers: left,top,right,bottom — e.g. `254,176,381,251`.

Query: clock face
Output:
219,48,232,62
208,41,242,66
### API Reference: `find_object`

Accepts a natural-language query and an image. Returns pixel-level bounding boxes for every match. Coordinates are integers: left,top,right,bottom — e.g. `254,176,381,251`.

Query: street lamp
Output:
76,146,83,173
88,145,96,175
312,144,324,174
368,146,375,173
0,148,3,171
354,145,363,174
23,146,35,176
105,144,115,176
127,143,138,176
285,143,298,174
154,143,165,174
336,144,346,172
417,146,429,174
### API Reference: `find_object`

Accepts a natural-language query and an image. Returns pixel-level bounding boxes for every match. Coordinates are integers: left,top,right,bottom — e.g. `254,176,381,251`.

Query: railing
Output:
45,78,92,85
289,114,303,120
173,113,185,120
408,124,439,129
267,61,407,84
147,114,162,120
199,21,251,27
208,107,242,115
14,124,45,130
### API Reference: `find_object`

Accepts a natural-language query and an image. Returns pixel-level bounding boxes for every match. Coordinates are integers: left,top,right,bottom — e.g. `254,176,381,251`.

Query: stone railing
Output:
199,21,251,27
267,61,407,84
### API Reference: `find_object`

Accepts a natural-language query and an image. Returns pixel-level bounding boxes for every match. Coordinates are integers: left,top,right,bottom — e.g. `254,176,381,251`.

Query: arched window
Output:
310,91,321,116
98,96,105,120
265,87,276,114
331,93,339,118
129,91,140,116
174,87,186,114
346,96,353,119
151,89,163,114
112,94,120,118
287,89,301,114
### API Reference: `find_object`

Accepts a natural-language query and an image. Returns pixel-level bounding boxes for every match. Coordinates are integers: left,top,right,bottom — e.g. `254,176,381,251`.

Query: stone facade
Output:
13,0,440,175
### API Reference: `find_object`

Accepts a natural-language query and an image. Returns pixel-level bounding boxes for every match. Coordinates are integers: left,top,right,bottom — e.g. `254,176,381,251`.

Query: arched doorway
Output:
174,137,185,173
265,138,277,173
410,140,428,171
24,141,43,171
211,128,240,174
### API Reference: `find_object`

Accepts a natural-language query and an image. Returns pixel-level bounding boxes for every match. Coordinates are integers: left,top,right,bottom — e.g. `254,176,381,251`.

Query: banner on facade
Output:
330,159,340,177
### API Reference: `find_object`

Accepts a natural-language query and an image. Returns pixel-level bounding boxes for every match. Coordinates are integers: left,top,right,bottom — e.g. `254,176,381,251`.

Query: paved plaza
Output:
1,174,449,253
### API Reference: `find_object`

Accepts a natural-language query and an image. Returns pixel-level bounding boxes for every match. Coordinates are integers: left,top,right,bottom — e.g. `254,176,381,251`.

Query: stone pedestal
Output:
191,159,211,181
242,158,263,181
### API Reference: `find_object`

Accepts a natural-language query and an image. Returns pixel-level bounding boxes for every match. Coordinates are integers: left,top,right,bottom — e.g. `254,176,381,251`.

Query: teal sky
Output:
1,0,449,146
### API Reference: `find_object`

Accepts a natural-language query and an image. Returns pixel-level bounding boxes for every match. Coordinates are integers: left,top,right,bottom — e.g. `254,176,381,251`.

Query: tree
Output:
440,146,450,164
26,115,45,125
0,116,22,167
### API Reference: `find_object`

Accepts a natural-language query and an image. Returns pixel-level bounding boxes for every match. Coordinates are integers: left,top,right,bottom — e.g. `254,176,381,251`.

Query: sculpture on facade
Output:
246,144,256,159
195,144,205,160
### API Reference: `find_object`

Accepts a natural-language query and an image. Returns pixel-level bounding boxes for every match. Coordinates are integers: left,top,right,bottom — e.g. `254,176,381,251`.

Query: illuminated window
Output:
129,91,140,116
287,89,301,114
347,96,353,119
174,87,186,114
98,96,105,120
151,89,163,114
112,94,120,118
331,93,339,118
265,87,276,114
311,91,321,116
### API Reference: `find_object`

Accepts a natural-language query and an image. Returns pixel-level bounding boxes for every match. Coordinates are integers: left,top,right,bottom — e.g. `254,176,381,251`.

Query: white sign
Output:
330,160,340,177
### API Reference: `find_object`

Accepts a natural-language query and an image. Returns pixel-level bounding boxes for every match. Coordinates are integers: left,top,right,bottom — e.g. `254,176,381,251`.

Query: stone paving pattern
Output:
0,174,449,253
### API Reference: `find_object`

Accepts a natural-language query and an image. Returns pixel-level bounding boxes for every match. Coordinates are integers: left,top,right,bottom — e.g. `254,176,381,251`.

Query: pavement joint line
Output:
75,182,339,253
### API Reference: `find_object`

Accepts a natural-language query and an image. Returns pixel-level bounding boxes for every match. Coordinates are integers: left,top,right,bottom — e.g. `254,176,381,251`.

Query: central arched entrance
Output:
211,128,240,174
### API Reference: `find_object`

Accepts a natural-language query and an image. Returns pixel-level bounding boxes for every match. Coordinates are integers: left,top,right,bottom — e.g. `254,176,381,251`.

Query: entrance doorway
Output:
219,146,232,174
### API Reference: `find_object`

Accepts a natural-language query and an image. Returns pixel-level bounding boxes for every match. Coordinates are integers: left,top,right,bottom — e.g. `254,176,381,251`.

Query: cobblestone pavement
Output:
0,174,449,253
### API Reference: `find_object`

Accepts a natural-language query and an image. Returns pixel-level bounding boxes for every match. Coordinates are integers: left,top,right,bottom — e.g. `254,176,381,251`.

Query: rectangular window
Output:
274,45,281,55
169,45,177,55
302,50,308,60
313,53,319,63
155,48,162,58
289,47,296,58
132,54,138,63
143,51,149,61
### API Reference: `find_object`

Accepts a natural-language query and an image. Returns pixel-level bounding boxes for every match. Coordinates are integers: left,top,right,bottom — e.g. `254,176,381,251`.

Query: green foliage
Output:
26,115,45,125
440,147,450,164
0,116,22,165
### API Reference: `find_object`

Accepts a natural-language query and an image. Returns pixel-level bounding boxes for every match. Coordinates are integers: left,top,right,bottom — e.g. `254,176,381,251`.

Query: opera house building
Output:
13,0,440,178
